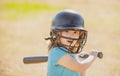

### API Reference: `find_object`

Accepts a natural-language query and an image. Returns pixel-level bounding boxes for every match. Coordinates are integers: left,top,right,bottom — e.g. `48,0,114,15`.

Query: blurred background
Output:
0,0,120,76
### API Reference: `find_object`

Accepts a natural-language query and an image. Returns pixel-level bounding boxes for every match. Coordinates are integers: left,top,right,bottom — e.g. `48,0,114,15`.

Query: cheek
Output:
60,38,68,44
72,40,77,44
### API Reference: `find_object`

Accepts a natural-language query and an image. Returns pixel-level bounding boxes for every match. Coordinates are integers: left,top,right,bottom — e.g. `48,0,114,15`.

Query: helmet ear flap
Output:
51,30,59,37
49,30,59,42
45,31,57,41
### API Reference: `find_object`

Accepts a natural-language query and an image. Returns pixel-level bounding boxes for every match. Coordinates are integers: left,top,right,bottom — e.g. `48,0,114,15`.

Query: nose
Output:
67,33,74,38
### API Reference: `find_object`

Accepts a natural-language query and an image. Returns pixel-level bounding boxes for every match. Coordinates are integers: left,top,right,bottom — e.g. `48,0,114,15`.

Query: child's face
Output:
59,30,81,52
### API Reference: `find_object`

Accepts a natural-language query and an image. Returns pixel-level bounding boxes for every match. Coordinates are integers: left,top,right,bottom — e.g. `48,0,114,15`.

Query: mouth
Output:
67,40,73,44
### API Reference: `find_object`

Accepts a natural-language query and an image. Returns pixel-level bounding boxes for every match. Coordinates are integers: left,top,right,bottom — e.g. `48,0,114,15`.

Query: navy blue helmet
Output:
51,10,85,31
47,10,87,54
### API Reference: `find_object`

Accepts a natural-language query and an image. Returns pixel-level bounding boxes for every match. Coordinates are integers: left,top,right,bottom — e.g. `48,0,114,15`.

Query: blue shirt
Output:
47,47,80,76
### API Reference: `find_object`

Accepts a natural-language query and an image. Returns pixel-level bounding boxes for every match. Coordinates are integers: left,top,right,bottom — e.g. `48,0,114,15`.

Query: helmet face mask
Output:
46,9,87,54
51,29,87,54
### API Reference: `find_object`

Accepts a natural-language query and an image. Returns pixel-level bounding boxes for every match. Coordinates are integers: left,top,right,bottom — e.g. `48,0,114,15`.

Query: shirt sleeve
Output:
49,47,67,66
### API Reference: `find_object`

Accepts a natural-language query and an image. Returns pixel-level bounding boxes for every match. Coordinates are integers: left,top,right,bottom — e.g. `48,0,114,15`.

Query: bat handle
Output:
97,52,103,59
79,51,103,59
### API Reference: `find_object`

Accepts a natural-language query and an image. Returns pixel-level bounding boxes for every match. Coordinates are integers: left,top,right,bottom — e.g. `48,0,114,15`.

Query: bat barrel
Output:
23,56,48,64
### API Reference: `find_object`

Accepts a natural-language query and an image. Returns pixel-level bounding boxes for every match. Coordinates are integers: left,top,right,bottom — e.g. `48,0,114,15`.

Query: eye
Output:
65,30,68,32
74,31,77,34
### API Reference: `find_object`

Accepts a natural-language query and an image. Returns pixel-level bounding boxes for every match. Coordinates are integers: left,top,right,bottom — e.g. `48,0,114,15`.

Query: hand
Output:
89,50,98,58
79,51,89,58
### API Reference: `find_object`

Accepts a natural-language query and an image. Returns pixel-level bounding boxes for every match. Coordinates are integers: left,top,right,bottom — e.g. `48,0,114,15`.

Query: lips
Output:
67,40,73,43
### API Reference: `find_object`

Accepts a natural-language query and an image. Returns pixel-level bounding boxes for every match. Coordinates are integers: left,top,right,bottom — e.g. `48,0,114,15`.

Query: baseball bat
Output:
23,52,103,64
23,56,48,64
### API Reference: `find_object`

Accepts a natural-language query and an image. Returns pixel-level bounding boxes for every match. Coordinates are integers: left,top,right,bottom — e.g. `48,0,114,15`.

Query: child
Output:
45,9,98,76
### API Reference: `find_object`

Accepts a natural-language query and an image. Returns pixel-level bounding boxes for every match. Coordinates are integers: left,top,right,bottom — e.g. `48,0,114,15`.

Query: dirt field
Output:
0,0,120,76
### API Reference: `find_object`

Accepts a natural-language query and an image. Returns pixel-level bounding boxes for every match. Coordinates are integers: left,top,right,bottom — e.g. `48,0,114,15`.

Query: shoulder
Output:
48,47,67,65
50,47,67,55
48,47,68,60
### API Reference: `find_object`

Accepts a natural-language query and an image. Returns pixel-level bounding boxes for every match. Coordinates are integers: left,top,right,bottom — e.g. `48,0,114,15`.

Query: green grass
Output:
0,2,62,20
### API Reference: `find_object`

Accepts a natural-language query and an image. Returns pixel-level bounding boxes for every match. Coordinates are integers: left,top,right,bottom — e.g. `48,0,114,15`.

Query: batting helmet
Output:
46,9,87,54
